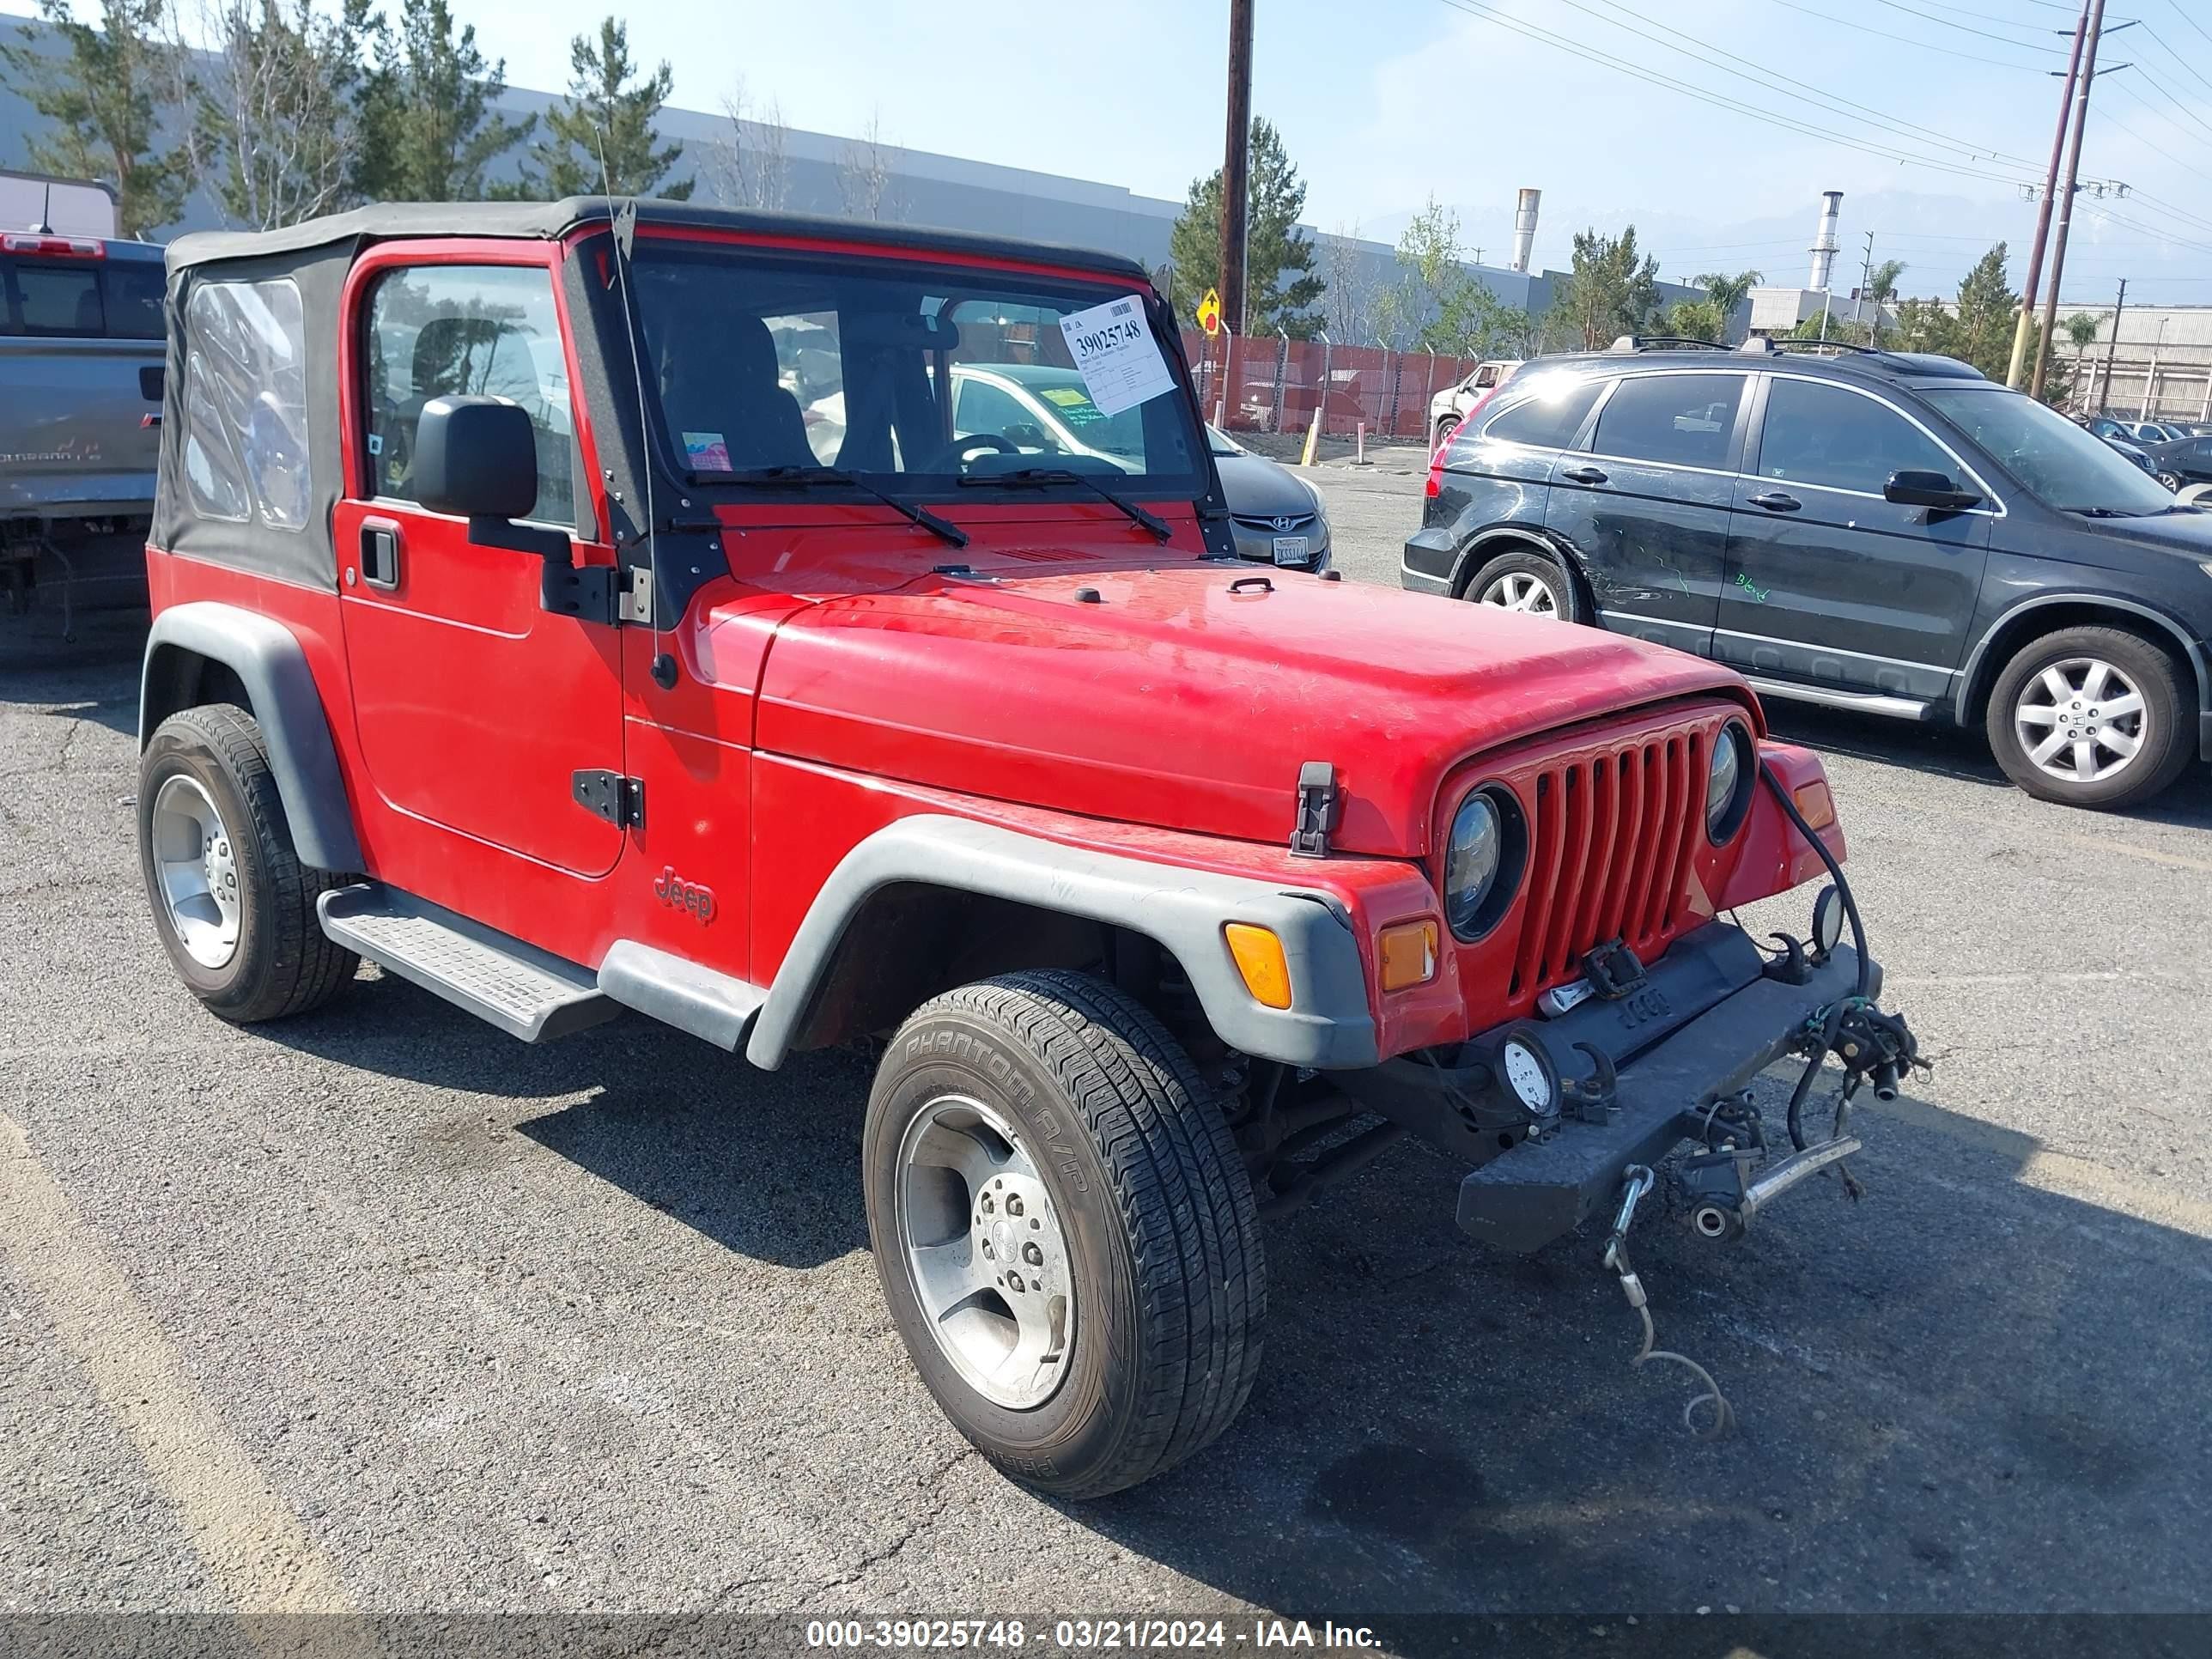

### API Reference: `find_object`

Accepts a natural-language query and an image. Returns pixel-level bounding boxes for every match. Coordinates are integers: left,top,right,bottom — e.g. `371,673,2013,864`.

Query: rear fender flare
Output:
744,815,1379,1073
1454,526,1595,617
139,601,362,872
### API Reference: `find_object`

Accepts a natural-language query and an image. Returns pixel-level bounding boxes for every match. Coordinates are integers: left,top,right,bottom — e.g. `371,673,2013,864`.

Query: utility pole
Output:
2099,278,2126,414
2009,0,2090,388
1859,230,1877,343
2033,0,2131,399
1218,0,1254,341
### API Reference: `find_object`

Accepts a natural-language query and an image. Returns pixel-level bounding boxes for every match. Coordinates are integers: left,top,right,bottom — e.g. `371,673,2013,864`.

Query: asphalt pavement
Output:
3,471,2209,1644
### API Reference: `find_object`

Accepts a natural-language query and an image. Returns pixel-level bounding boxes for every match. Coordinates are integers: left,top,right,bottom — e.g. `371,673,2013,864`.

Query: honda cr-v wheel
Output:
864,970,1264,1498
1463,546,1584,623
1986,627,2192,810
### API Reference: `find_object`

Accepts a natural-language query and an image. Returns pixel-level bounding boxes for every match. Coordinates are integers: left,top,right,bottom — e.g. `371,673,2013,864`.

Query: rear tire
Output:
1462,544,1587,623
1985,626,2193,810
864,970,1265,1498
138,703,357,1021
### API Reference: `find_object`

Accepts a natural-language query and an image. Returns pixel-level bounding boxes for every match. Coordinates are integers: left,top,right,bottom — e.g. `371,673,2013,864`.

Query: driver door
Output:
335,255,626,882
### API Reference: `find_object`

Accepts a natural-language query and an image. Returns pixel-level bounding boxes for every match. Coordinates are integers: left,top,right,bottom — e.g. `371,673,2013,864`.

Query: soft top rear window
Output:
627,244,1205,494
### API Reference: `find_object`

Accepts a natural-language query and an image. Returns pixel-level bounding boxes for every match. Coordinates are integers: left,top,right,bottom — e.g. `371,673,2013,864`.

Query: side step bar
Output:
318,884,619,1042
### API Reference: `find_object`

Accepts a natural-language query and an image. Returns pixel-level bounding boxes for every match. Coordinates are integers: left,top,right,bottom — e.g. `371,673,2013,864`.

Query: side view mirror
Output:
1884,468,1981,512
416,395,538,521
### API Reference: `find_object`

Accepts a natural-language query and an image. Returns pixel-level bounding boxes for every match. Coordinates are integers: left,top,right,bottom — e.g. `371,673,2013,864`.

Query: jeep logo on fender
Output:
653,866,715,925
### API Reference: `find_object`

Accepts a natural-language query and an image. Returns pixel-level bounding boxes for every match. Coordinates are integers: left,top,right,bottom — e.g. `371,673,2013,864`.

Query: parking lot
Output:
4,459,2211,1636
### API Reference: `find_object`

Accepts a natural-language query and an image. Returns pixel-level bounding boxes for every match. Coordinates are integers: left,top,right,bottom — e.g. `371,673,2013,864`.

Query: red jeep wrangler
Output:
136,199,1917,1497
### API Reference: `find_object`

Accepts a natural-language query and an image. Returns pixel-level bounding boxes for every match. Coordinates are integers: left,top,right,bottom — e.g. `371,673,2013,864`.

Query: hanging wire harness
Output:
1601,761,1928,1437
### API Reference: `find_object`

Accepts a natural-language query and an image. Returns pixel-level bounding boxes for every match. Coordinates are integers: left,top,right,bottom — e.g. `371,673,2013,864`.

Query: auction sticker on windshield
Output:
1059,295,1176,418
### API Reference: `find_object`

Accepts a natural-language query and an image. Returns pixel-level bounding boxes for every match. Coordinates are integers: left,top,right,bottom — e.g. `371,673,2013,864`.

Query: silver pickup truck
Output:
2,230,167,628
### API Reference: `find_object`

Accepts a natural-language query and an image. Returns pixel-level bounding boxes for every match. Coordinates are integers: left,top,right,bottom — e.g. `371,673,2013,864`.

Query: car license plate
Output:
1272,536,1309,565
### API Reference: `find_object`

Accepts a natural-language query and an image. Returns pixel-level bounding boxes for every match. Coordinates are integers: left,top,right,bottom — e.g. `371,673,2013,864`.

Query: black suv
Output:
1403,337,2212,809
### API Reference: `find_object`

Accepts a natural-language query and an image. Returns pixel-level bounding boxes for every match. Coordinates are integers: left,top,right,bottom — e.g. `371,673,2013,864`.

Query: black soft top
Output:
165,196,1153,283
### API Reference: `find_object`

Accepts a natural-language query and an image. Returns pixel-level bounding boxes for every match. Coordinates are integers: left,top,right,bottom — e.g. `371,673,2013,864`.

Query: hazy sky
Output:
10,0,2210,301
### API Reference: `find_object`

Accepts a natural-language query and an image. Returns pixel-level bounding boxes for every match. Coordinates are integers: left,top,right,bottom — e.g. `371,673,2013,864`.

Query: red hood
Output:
750,564,1755,857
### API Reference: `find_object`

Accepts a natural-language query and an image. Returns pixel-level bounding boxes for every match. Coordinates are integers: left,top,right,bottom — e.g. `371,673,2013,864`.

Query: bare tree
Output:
836,109,899,222
1321,222,1376,346
702,79,792,210
185,0,369,230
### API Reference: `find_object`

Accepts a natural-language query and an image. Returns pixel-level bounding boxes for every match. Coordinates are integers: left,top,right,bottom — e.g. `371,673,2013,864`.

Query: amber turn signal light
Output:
1793,779,1837,832
1377,920,1439,992
1224,923,1293,1010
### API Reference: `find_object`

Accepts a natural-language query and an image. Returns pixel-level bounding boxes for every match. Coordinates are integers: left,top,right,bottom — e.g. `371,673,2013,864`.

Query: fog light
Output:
1224,923,1293,1010
1378,920,1439,992
1812,884,1844,959
1496,1024,1560,1120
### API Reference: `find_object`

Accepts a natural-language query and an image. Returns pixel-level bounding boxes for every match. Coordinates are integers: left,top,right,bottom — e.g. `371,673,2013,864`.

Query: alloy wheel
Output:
894,1093,1075,1411
2013,657,2149,786
1478,570,1562,617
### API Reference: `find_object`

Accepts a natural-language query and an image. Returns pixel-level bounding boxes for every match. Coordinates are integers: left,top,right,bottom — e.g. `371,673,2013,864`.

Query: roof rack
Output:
1738,336,1879,356
1606,334,1730,354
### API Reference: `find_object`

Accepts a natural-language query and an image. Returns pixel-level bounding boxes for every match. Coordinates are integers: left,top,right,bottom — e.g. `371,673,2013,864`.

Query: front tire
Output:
1433,414,1461,449
138,703,357,1021
1985,626,2193,809
864,970,1265,1498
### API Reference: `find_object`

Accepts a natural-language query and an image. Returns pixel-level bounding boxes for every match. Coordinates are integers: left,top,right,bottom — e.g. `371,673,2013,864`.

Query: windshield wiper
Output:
958,467,1174,543
703,464,969,549
2072,507,2156,519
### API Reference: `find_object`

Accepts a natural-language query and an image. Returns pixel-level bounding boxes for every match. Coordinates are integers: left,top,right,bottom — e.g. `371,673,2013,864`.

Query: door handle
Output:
1559,465,1608,485
1747,491,1802,513
360,520,403,589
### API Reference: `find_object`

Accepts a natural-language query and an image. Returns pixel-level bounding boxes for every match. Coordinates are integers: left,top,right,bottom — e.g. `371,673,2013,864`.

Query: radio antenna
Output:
592,129,678,689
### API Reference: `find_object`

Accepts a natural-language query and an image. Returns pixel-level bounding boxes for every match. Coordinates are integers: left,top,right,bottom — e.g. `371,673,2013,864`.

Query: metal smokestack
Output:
1510,188,1541,274
1809,189,1843,290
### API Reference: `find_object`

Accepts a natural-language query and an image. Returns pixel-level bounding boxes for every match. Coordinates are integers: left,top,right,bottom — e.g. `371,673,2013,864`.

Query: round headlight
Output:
1705,723,1753,842
1443,792,1499,935
1812,884,1844,957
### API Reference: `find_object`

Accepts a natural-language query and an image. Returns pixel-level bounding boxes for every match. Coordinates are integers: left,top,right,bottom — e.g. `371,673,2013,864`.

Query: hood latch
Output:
1290,761,1339,858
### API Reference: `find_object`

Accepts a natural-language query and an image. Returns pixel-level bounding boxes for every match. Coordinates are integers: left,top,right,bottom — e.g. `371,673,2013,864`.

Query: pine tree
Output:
1555,226,1661,349
516,17,689,200
0,0,191,236
353,0,533,202
1166,118,1324,338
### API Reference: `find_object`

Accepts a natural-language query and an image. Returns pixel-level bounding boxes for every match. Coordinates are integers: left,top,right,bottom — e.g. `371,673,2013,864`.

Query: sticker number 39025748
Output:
1058,295,1176,418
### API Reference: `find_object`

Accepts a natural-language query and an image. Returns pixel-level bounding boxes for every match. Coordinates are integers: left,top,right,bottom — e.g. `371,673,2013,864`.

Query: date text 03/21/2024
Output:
802,1619,1383,1650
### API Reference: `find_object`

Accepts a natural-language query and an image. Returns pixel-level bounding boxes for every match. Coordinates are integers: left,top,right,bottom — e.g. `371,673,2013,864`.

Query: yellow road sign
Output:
1196,289,1222,337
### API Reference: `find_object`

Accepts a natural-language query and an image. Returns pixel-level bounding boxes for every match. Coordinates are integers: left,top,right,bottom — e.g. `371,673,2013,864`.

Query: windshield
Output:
1923,386,2179,514
629,246,1206,494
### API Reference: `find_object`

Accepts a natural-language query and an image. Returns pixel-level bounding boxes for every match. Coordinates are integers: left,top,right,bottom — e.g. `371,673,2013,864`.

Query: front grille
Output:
1230,512,1316,533
1510,727,1708,997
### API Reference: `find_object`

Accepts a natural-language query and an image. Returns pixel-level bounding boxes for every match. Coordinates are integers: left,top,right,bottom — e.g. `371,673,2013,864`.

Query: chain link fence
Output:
1182,331,1496,442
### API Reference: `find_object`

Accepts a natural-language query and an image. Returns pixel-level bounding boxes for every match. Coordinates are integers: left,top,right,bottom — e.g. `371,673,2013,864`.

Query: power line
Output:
1570,0,2048,169
1754,0,2057,71
2130,62,2212,147
2136,22,2212,99
2164,0,2212,52
1433,0,2049,187
1867,0,2067,52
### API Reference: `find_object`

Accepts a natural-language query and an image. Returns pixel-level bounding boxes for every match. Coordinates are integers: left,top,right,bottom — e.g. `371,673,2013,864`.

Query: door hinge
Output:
572,769,644,829
1290,760,1339,858
619,565,653,626
543,561,618,624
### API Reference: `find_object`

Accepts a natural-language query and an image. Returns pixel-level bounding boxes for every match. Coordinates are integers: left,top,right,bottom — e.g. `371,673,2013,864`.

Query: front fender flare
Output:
744,815,1380,1073
140,602,362,872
